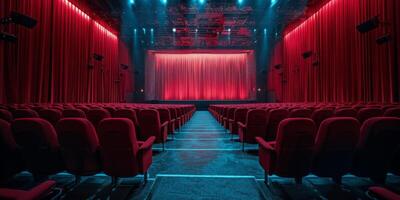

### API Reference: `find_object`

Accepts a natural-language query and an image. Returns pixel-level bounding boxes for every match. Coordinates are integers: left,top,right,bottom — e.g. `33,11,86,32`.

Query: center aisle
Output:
147,111,267,200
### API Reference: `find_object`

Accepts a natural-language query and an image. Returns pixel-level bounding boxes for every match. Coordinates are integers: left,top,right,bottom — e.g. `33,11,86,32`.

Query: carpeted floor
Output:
2,111,400,199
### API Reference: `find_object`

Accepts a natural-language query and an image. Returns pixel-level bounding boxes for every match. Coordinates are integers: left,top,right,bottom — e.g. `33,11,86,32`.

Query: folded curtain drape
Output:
146,51,256,100
267,0,400,103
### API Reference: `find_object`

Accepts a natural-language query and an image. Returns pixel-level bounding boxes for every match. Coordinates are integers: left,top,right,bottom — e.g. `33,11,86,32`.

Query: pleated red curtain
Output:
146,51,256,100
0,0,131,104
268,0,400,103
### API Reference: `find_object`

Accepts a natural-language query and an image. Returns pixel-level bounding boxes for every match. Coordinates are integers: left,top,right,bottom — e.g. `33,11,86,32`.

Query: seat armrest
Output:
170,119,175,123
228,119,234,123
368,187,400,200
161,121,168,129
256,137,275,151
139,136,156,151
238,122,246,128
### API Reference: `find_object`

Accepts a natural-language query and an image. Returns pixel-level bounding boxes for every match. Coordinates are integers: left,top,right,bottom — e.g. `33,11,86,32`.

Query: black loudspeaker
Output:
1,12,37,28
120,64,129,70
0,32,17,42
93,53,104,61
376,34,391,45
274,64,282,70
357,16,379,33
312,60,319,67
302,51,313,59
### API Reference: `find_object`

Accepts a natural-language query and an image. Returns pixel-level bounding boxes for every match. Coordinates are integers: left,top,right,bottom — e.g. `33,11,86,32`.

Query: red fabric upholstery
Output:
238,109,268,144
334,108,357,118
13,109,39,119
138,109,168,143
384,107,400,118
38,109,62,127
357,108,383,124
288,109,313,118
0,180,56,200
86,109,111,130
368,187,400,200
98,118,155,177
0,119,24,181
229,108,248,135
312,117,360,182
223,108,236,129
56,118,101,176
0,109,13,122
265,109,289,141
257,118,316,181
157,108,175,134
352,117,400,183
62,109,86,118
11,118,64,176
113,109,141,136
311,109,334,128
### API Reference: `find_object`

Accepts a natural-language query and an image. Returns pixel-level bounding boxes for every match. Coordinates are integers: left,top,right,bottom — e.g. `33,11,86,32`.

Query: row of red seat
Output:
209,103,400,185
0,104,195,185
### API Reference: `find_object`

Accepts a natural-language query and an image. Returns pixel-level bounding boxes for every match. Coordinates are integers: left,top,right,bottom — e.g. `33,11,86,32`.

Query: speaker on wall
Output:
376,34,391,45
302,51,313,59
274,64,282,70
93,53,104,61
0,32,17,42
120,64,129,70
357,16,379,33
1,11,37,28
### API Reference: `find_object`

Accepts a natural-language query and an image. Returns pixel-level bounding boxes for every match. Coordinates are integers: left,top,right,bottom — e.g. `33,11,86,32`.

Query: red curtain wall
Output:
145,51,256,100
268,0,400,103
0,0,132,104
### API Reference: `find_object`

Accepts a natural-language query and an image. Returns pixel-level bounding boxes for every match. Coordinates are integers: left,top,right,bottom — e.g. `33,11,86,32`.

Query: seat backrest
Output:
11,118,63,175
56,118,100,175
245,109,268,140
0,119,17,152
355,117,400,175
313,117,360,175
0,109,13,122
86,109,111,128
62,109,86,118
13,109,39,119
311,109,334,128
334,108,357,118
138,109,161,140
275,118,316,176
234,108,248,124
265,109,289,141
227,108,236,120
384,107,400,118
113,109,139,126
39,109,62,126
288,109,313,118
357,108,383,124
98,118,139,177
157,108,171,124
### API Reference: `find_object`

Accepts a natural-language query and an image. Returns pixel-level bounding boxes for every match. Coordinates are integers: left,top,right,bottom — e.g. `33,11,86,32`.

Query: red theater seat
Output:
384,107,400,118
157,108,175,137
12,118,64,179
0,180,56,200
357,108,383,123
311,109,334,128
352,117,400,183
334,108,357,118
86,109,111,130
229,108,248,137
312,117,360,184
257,118,316,184
265,109,289,141
139,109,168,150
288,108,313,118
0,119,24,181
56,118,101,183
0,109,13,122
62,109,87,118
113,109,141,137
98,118,155,185
238,109,268,151
368,187,400,200
38,109,62,127
223,108,235,130
13,109,39,119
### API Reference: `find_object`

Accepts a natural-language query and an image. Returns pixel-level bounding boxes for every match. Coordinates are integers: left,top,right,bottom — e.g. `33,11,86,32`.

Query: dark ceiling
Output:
73,0,312,49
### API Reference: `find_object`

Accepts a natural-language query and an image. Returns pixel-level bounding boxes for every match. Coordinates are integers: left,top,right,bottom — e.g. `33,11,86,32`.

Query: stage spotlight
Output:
357,16,379,33
195,28,198,33
1,11,37,29
151,28,154,32
0,32,17,43
172,28,176,33
142,28,146,34
238,0,244,4
120,64,129,70
264,28,267,35
129,0,135,5
253,28,257,33
161,0,167,5
270,0,278,7
199,0,205,5
93,53,104,61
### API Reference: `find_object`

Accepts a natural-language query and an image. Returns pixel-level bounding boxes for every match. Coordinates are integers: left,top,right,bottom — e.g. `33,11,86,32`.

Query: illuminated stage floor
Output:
5,111,400,199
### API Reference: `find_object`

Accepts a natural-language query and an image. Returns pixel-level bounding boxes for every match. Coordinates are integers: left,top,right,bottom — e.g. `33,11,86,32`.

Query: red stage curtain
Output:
268,0,400,103
0,0,132,104
146,51,256,100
